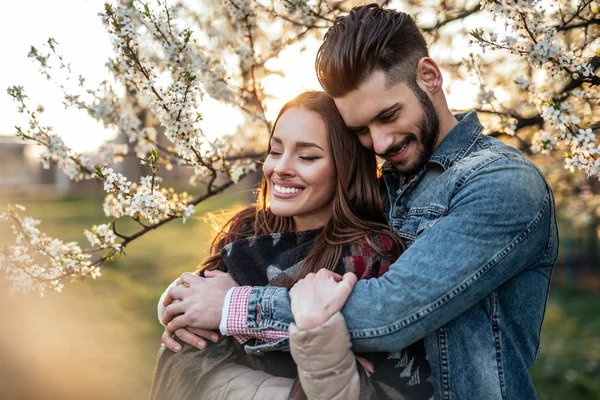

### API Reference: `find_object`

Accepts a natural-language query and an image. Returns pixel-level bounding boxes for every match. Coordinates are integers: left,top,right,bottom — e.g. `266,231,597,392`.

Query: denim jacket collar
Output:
381,111,484,181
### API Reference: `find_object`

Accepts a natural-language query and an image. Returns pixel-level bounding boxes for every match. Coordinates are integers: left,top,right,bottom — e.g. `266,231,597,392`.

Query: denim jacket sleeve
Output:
243,157,556,353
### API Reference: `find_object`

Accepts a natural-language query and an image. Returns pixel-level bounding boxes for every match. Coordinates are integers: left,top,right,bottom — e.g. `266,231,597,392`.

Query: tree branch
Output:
422,4,482,33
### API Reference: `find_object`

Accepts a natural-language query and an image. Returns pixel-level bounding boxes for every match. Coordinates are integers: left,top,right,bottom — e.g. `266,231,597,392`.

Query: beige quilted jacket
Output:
195,312,360,400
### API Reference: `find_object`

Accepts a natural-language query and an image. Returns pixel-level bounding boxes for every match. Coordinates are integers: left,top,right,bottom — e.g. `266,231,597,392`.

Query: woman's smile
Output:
273,184,304,197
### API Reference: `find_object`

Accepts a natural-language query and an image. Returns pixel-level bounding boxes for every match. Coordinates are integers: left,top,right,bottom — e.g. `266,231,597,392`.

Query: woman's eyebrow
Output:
270,137,324,151
296,141,324,151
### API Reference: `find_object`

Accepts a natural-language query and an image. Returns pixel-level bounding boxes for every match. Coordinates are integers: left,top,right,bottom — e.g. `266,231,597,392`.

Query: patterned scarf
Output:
151,230,433,400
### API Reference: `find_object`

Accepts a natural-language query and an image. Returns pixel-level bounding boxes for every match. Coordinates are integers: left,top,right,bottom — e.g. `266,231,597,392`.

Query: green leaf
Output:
94,164,104,179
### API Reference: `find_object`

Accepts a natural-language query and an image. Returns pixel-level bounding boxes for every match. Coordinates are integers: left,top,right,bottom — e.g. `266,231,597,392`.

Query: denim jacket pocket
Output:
394,214,419,246
394,206,447,241
416,205,447,236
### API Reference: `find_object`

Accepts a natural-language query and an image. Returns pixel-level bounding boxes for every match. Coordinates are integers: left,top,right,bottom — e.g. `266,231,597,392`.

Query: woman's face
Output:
263,107,337,231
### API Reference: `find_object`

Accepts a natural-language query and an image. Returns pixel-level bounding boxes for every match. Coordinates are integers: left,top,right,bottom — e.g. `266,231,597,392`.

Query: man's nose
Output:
370,127,394,156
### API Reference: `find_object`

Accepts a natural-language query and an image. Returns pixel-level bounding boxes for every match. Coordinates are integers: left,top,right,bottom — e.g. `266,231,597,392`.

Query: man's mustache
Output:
376,135,414,158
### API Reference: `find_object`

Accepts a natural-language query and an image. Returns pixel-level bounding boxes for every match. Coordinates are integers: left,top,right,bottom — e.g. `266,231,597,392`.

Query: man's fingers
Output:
187,327,221,343
161,330,182,353
204,269,226,278
174,328,207,350
162,285,189,307
161,301,187,325
179,272,201,285
166,315,188,334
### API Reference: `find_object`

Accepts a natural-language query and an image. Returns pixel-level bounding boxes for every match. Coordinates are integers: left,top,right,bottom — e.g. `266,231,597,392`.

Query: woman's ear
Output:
416,57,443,94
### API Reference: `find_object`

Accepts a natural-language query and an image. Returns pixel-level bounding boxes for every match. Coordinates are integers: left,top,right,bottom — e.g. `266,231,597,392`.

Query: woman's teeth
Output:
274,185,302,194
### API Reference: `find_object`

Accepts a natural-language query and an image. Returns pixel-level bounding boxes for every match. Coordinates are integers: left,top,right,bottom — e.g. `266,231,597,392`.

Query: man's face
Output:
334,70,440,177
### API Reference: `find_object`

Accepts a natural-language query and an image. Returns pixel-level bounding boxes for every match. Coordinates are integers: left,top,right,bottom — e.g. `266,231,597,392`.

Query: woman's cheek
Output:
262,157,274,176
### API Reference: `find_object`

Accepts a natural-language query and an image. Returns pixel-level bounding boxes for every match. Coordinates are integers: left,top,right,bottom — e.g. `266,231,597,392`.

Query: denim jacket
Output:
240,112,558,399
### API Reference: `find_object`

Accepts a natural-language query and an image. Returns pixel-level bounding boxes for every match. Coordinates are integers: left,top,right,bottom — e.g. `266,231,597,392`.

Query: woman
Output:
151,91,432,399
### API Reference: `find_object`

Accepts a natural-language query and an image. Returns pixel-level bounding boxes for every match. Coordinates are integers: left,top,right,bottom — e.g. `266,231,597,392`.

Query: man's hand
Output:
290,269,357,331
161,326,221,353
162,270,238,345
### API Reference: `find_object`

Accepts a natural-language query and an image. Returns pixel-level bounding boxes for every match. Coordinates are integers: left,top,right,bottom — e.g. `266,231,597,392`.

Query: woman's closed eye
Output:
268,150,282,157
299,155,321,162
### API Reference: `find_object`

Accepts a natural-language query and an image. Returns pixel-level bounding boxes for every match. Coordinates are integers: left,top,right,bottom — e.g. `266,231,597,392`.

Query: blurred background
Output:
1,1,599,399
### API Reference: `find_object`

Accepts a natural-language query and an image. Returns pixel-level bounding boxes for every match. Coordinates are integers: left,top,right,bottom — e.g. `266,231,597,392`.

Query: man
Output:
161,4,558,399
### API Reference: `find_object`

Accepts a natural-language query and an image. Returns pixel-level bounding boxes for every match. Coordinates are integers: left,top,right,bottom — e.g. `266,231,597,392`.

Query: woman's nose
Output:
274,155,295,176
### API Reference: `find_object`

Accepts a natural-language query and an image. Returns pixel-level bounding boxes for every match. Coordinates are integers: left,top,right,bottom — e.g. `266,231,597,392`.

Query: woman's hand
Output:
290,269,357,331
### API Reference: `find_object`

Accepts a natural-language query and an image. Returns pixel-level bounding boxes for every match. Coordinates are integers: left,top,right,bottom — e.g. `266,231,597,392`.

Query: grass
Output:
0,188,249,400
0,193,599,399
532,286,600,400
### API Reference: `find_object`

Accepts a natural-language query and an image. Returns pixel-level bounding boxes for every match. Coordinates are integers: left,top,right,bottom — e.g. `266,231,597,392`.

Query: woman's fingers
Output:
330,272,357,312
314,268,344,281
356,356,375,376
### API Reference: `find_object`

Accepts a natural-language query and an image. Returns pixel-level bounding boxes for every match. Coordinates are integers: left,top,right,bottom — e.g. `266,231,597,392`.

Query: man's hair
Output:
316,3,429,97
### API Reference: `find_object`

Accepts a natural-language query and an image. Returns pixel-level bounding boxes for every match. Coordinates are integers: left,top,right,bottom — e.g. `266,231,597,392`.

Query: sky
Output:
0,0,117,152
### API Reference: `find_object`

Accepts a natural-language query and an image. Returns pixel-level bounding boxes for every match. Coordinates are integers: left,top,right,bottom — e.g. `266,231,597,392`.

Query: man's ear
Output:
416,57,443,94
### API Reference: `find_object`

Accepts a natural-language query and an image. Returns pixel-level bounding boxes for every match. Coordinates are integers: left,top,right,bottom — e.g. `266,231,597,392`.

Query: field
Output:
0,192,598,399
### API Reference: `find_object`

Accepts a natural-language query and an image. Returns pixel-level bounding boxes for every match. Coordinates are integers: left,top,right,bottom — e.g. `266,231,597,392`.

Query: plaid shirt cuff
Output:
222,286,289,344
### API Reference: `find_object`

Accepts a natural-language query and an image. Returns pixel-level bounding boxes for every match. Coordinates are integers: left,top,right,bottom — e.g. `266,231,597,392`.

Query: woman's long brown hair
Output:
198,91,403,287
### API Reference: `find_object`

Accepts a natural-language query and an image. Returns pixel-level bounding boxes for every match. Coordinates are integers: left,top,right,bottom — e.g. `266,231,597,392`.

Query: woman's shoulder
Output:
338,231,401,279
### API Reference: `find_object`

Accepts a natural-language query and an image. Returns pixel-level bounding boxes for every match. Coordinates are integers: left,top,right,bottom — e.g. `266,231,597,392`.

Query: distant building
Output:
0,135,74,199
0,134,258,203
0,135,37,186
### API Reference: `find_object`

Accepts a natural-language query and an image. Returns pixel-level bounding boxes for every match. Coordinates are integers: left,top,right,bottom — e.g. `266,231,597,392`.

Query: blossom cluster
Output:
3,1,284,294
84,223,120,250
474,0,599,180
479,0,597,80
7,86,95,180
0,205,97,296
99,2,241,179
6,0,597,295
97,169,196,224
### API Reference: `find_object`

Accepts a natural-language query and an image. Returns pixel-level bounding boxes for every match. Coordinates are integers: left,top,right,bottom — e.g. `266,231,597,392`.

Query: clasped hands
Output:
159,270,237,352
160,268,363,360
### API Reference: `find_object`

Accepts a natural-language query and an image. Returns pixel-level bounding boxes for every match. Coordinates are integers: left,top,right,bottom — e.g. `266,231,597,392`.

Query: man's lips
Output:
385,139,411,163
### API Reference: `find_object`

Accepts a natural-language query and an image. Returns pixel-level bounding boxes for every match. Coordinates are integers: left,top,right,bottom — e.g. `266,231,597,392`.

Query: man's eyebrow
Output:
270,137,324,151
346,103,401,130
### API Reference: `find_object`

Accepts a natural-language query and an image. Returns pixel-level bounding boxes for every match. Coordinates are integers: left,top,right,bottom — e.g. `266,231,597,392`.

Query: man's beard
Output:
386,85,440,177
